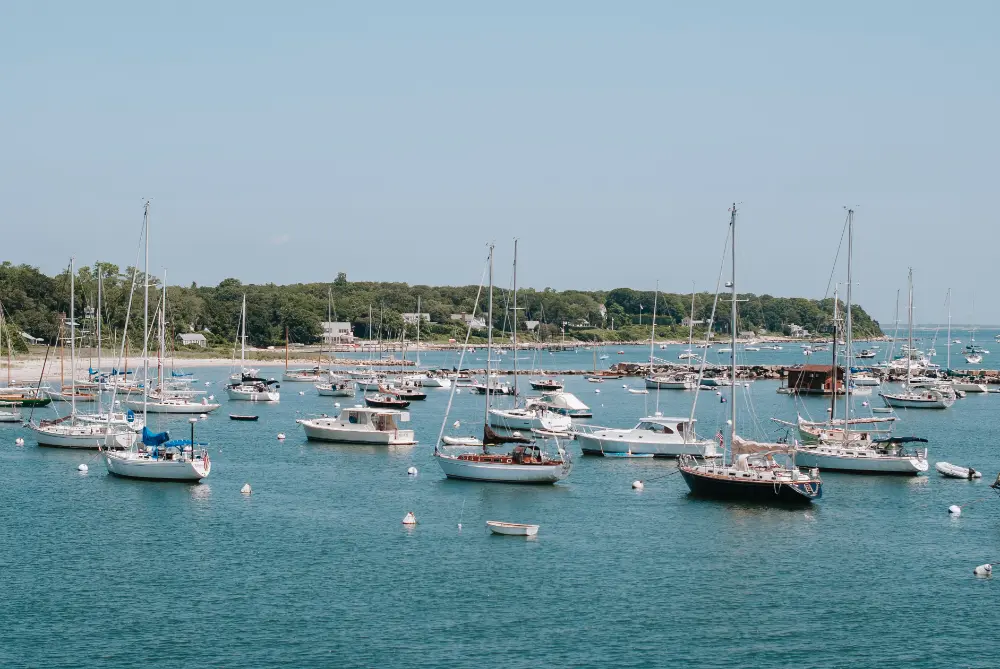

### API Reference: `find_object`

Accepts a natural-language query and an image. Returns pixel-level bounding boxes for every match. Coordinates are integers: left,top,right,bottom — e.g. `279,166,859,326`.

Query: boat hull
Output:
299,420,416,445
435,454,569,483
576,432,720,458
418,378,452,388
487,521,539,536
679,467,820,503
105,453,209,481
30,425,135,449
226,387,280,402
794,448,928,475
123,400,221,414
488,409,572,433
879,393,952,409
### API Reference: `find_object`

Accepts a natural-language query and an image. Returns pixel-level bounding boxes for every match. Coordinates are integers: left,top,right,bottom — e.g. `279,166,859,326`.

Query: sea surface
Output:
1,334,998,668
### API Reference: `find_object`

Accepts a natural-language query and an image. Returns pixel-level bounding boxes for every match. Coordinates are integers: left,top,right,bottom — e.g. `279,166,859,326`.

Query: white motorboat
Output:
486,521,539,537
418,376,452,388
575,416,720,458
627,388,649,395
526,391,592,418
297,406,415,445
935,461,981,479
0,409,20,423
441,435,483,447
951,380,989,393
851,372,881,387
488,406,572,433
699,376,732,387
315,379,356,397
965,353,983,364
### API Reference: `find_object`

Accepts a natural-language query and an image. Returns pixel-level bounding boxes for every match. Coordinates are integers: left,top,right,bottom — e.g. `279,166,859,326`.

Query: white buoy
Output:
208,395,215,401
715,390,721,396
77,463,88,472
974,563,993,577
15,437,24,446
457,523,462,530
205,381,211,386
277,433,286,440
623,384,628,389
632,480,644,490
948,505,962,516
334,402,341,408
240,483,252,495
299,391,305,395
744,382,750,388
453,420,460,428
862,401,869,407
407,466,418,476
726,419,732,426
595,389,601,394
456,389,461,394
402,511,417,525
199,413,208,419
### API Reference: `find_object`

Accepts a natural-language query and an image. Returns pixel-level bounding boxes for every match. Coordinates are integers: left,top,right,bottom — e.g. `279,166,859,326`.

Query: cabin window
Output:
348,412,358,424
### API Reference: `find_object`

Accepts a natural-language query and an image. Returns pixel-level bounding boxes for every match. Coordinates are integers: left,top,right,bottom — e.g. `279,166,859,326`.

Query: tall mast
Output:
830,286,839,419
511,239,518,404
416,296,421,367
906,268,913,386
70,257,76,418
651,281,660,415
946,288,952,371
485,244,494,427
842,209,853,445
96,269,102,413
285,325,289,371
142,201,149,422
241,294,246,369
159,269,167,392
687,282,696,368
729,204,737,451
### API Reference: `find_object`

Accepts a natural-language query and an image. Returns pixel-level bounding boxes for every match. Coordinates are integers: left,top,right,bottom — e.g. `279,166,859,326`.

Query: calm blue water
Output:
2,338,998,667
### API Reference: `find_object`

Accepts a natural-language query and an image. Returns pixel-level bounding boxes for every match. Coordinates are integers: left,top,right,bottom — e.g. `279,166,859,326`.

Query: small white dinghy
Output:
935,461,982,479
442,436,484,447
627,388,649,395
486,520,539,537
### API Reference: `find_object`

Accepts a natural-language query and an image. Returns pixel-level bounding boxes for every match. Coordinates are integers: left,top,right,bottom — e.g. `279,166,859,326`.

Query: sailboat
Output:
436,243,573,483
27,258,136,449
226,295,280,402
793,210,929,474
0,302,22,422
105,203,211,481
282,326,327,382
488,241,573,434
679,205,822,503
880,270,955,409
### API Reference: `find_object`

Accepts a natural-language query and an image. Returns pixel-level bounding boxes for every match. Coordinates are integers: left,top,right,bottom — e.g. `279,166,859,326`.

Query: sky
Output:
2,1,997,324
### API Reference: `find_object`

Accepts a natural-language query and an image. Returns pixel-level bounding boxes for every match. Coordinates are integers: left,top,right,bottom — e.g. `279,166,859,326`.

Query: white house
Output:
402,312,431,325
177,333,207,348
322,321,355,344
450,313,487,329
20,331,44,345
788,324,810,338
524,320,540,332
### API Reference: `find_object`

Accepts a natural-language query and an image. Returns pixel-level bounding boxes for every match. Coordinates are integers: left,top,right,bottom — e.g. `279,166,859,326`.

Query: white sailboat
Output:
437,242,573,484
28,258,136,449
105,202,211,481
795,211,929,474
226,295,280,402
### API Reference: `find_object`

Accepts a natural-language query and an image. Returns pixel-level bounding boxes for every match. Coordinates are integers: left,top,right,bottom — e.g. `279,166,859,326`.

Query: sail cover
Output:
141,427,170,446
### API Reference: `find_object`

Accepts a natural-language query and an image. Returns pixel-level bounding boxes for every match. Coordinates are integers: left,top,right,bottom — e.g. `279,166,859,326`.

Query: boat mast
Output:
285,325,289,371
946,288,952,371
686,282,696,368
70,257,76,418
511,239,518,404
650,281,660,414
906,268,913,387
830,286,839,419
416,296,421,367
142,201,149,422
241,294,246,370
96,269,102,414
729,204,737,453
842,209,853,446
158,270,166,394
484,243,494,439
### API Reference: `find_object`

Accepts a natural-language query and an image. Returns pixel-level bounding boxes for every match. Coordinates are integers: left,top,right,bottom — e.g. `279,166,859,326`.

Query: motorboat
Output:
364,393,410,409
529,378,563,392
418,375,452,388
526,391,591,418
857,349,877,359
229,414,259,421
315,379,356,397
488,406,572,433
851,372,881,387
699,375,732,387
0,409,20,423
644,373,697,390
297,406,415,445
575,416,720,457
950,380,989,393
486,521,539,537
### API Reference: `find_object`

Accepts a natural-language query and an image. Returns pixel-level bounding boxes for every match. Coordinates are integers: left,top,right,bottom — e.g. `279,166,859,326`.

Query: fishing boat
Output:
436,242,572,484
297,406,415,445
851,371,881,387
935,462,981,479
315,379,356,397
226,295,280,402
679,205,822,504
575,416,720,458
486,521,539,537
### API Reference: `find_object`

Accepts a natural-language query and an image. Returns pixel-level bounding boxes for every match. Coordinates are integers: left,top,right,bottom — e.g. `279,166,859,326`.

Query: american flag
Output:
716,431,724,447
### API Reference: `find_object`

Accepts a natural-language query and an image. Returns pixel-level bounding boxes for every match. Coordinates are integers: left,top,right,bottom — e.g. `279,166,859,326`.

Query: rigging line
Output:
434,249,491,452
823,211,850,300
688,221,733,431
104,208,147,417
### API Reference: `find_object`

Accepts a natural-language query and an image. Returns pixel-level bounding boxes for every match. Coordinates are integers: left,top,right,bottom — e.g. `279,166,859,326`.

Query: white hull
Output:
0,411,22,423
105,451,209,481
123,399,221,414
935,461,981,479
435,453,570,483
226,387,280,402
794,447,928,474
30,424,135,449
879,392,952,409
644,377,695,390
851,376,881,387
951,382,988,393
576,432,719,458
486,521,539,536
298,419,415,445
418,377,452,388
316,386,356,397
488,408,572,433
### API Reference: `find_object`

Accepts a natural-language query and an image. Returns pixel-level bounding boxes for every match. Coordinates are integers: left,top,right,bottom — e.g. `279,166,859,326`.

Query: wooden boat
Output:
486,521,539,537
229,414,259,421
935,461,981,479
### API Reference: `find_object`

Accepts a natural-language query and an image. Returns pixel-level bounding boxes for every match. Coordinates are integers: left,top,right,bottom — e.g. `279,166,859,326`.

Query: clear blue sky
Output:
2,1,997,324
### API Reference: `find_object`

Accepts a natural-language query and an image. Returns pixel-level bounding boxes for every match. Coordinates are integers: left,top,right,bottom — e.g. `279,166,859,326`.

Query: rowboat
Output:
229,414,259,421
486,521,539,536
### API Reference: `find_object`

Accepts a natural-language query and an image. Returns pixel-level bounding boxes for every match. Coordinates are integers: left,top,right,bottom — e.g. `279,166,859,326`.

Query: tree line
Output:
0,261,883,351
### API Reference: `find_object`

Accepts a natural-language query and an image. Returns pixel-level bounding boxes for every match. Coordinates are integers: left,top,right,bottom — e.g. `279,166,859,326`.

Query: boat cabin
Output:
340,407,410,430
782,365,844,395
633,417,696,437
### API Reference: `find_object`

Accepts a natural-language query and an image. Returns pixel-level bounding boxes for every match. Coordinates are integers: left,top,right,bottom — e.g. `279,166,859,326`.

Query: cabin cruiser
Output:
575,416,720,458
526,391,592,418
297,407,415,445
